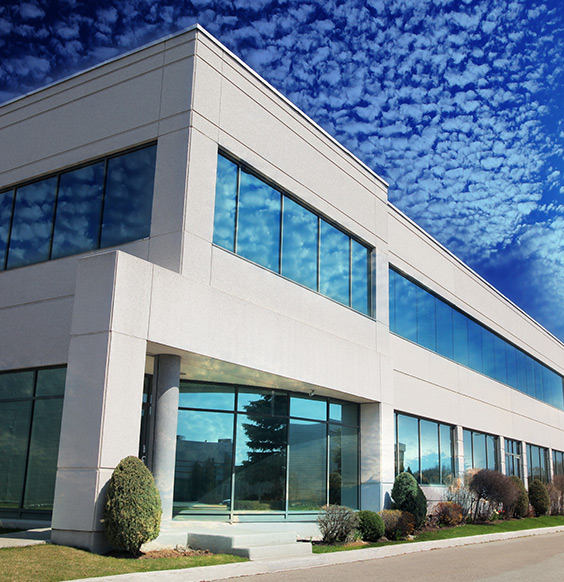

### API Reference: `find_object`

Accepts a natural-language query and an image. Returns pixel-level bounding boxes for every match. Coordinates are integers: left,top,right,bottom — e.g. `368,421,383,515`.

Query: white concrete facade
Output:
1,26,564,552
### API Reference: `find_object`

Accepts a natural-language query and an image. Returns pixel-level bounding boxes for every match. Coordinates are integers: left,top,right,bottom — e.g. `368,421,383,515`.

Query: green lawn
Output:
313,515,564,553
0,544,247,582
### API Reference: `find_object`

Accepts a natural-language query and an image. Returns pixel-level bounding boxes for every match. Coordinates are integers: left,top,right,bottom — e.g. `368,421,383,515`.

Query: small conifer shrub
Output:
103,456,162,555
508,476,529,518
391,472,427,527
528,479,550,516
357,510,385,542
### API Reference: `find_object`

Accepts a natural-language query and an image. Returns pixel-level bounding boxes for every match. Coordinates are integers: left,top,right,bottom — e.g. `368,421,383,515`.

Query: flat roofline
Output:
388,201,564,352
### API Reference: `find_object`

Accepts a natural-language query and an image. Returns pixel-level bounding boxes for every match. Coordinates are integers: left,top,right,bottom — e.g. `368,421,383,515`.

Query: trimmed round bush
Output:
529,479,550,516
104,456,162,555
378,509,415,540
317,505,359,544
357,510,385,542
391,472,427,527
509,476,529,518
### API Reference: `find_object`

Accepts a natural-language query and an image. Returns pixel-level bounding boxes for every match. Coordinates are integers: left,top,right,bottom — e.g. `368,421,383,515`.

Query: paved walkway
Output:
3,525,564,582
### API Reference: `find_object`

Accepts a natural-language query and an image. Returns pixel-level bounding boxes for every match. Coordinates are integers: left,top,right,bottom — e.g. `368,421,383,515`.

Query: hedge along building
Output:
1,26,564,552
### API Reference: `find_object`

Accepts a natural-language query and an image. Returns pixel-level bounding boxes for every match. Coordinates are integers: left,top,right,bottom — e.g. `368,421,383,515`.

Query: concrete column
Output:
360,402,395,512
152,354,181,520
521,441,529,488
454,426,465,477
548,448,555,482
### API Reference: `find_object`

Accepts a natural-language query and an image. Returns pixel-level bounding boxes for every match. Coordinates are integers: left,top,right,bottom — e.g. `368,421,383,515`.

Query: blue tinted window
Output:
416,286,436,351
396,413,419,478
351,239,370,315
101,145,156,248
8,178,57,269
0,189,14,270
51,162,105,259
290,396,326,421
481,330,495,379
281,197,317,290
237,169,281,271
467,320,483,373
452,309,469,366
213,154,238,251
394,273,417,342
320,220,350,305
420,419,439,485
436,300,453,359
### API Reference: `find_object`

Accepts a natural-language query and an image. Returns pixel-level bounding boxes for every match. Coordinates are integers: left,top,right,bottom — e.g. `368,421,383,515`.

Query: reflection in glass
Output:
8,178,57,269
281,197,318,290
213,155,238,251
288,420,326,511
51,162,105,259
440,424,454,483
392,271,417,342
436,300,453,359
417,287,436,351
238,390,288,416
290,396,326,421
351,240,369,315
505,438,521,478
320,220,349,305
329,424,358,508
0,401,32,508
0,370,34,400
23,399,64,510
486,435,497,470
396,414,419,478
329,402,358,426
452,309,469,366
179,382,234,411
0,189,14,269
101,145,156,247
463,429,472,472
472,432,486,469
237,170,281,271
174,410,233,513
234,413,287,511
420,420,439,484
35,368,66,397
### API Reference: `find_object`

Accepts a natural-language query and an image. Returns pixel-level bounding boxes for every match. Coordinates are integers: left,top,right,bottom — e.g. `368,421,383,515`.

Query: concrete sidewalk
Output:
0,527,50,548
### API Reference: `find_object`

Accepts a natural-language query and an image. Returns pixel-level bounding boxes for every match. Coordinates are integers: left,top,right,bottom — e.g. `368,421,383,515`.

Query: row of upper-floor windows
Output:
0,143,156,271
396,412,564,486
213,152,371,315
389,267,564,410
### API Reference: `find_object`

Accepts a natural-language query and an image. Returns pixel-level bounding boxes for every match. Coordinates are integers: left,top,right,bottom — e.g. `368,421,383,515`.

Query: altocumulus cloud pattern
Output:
1,0,564,340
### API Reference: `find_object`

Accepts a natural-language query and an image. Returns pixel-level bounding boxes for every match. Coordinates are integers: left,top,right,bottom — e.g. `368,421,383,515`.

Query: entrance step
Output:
187,530,312,560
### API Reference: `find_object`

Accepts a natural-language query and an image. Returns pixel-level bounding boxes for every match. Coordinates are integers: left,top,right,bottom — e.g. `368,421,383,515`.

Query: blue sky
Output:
1,0,564,342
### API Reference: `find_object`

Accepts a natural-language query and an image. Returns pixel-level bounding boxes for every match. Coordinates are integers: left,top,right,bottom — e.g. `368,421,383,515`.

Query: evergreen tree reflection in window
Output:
235,395,287,511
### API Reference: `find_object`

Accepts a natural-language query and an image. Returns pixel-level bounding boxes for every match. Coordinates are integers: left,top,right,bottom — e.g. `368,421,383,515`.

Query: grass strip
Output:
0,544,247,582
312,515,564,553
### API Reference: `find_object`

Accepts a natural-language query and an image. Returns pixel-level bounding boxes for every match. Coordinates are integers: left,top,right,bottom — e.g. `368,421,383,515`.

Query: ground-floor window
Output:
553,450,564,477
463,429,499,472
527,444,550,483
173,382,359,517
395,412,454,485
0,366,66,519
505,439,522,478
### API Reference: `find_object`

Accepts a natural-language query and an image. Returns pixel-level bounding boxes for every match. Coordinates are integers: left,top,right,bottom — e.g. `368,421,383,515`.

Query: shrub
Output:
391,472,427,528
379,509,415,540
443,473,475,521
357,510,385,542
508,476,529,518
317,505,359,544
431,501,464,527
529,479,550,516
103,456,162,555
469,469,517,522
548,475,564,515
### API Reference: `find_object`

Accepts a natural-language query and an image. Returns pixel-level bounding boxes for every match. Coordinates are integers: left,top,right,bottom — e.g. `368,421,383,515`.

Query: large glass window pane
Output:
506,345,517,389
420,420,439,484
213,154,238,251
481,329,495,379
440,424,454,484
179,383,235,411
436,300,454,359
486,435,497,470
393,273,417,342
453,310,469,366
174,410,233,514
493,335,507,384
288,420,326,511
329,402,358,426
100,145,156,248
416,287,436,351
533,361,544,402
396,414,419,479
0,370,34,400
23,398,64,510
319,220,350,305
238,390,288,417
35,368,66,397
0,401,32,509
473,432,486,469
467,320,483,373
236,170,281,272
281,197,318,290
7,178,57,269
234,413,287,511
329,424,358,508
463,429,473,472
0,189,14,270
290,396,326,421
351,239,370,315
51,162,105,259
